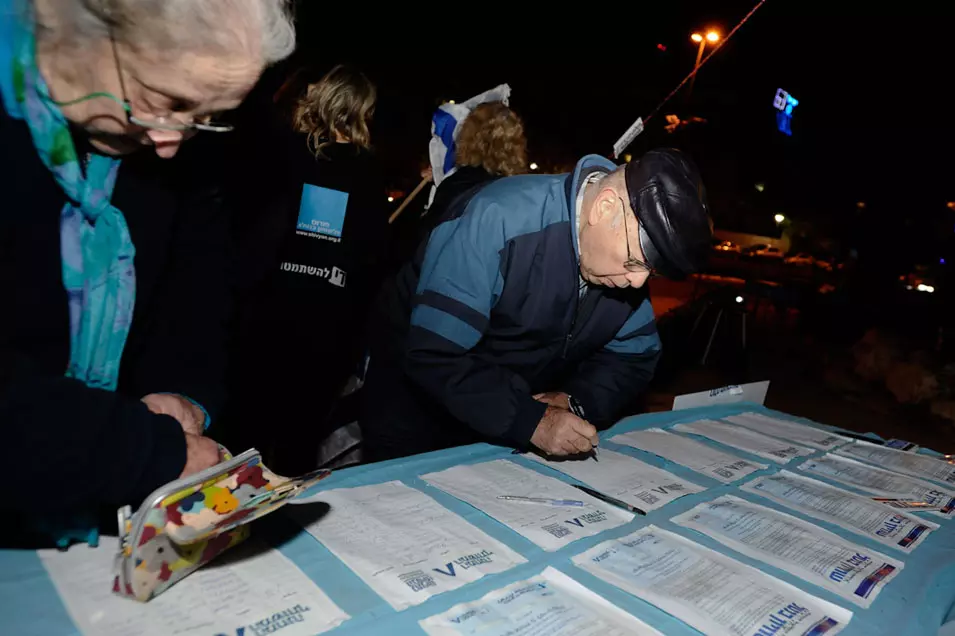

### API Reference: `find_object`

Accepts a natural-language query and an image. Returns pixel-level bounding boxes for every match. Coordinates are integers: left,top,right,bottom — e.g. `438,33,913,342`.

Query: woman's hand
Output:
180,434,221,477
142,393,206,436
143,393,219,477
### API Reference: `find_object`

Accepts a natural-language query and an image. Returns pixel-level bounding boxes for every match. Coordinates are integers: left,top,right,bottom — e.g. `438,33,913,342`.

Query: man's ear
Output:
587,188,618,227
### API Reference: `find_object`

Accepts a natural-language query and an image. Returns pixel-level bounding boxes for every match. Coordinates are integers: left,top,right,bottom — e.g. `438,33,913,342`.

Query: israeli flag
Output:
429,83,511,187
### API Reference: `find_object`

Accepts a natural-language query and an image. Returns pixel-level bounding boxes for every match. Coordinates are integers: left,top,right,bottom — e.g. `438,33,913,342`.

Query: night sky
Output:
276,2,954,267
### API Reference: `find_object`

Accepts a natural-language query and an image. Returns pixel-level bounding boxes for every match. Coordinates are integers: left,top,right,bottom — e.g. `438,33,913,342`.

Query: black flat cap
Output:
625,148,712,280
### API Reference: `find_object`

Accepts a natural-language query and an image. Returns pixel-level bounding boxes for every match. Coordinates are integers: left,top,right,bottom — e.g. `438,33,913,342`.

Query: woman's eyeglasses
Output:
46,34,234,133
109,34,233,133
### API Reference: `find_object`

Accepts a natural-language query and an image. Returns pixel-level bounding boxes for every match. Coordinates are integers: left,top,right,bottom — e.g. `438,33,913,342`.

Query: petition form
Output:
422,460,632,551
835,440,955,486
611,427,767,483
295,480,525,610
525,448,704,511
673,419,815,464
724,412,851,451
672,495,902,607
38,537,349,636
740,471,937,553
800,454,955,518
572,525,852,636
419,567,662,636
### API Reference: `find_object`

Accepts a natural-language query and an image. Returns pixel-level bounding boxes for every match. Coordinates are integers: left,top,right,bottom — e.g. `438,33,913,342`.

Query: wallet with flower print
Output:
112,447,331,602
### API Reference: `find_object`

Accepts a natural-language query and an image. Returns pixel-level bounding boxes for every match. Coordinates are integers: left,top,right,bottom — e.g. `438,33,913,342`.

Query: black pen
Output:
511,447,598,461
573,484,647,515
568,396,598,462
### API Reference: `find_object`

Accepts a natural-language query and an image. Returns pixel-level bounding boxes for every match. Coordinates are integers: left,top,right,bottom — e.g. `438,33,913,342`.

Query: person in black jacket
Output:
226,65,388,475
0,0,295,545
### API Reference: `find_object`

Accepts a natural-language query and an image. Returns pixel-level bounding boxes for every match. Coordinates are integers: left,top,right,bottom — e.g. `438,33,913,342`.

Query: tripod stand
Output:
688,288,749,365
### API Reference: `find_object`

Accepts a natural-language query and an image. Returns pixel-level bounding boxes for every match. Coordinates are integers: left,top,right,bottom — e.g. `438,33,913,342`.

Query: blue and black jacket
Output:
374,155,661,447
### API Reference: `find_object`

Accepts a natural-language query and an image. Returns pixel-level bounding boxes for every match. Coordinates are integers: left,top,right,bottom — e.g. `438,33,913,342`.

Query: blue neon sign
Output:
773,88,799,136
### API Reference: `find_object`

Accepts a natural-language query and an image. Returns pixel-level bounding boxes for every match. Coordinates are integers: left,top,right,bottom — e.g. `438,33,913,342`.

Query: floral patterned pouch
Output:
112,447,331,601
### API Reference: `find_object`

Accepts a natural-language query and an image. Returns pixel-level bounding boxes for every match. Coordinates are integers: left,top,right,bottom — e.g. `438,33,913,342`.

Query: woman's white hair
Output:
34,0,295,64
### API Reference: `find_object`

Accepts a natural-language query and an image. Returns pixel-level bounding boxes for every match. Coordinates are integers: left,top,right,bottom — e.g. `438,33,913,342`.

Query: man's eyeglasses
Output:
620,197,656,276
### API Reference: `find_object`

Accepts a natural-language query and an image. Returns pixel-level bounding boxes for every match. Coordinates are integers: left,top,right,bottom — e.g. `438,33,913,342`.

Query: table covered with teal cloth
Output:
3,403,955,635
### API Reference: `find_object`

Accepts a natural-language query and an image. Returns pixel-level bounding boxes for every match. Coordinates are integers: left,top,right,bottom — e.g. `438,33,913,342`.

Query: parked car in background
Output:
749,246,785,259
784,252,815,266
713,240,741,254
900,269,937,293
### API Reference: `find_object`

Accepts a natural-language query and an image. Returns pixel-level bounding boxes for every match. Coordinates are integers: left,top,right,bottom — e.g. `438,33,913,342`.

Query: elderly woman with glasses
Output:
0,0,294,546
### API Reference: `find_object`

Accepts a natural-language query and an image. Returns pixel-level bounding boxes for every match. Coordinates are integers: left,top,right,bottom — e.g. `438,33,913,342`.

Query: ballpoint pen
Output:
572,484,646,515
497,495,585,507
511,447,598,462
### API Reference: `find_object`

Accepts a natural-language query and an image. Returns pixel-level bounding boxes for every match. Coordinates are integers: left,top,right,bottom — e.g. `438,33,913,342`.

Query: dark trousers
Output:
360,354,481,462
224,313,358,476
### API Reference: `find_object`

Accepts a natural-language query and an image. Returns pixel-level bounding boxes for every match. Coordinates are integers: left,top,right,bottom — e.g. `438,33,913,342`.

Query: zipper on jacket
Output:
564,282,605,359
564,279,583,359
562,327,574,358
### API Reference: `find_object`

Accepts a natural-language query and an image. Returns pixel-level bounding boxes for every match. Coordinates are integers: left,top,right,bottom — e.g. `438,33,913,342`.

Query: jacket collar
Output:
565,154,618,259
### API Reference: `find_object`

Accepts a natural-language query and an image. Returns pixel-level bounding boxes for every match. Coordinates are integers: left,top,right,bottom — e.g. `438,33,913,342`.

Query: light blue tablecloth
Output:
3,403,954,635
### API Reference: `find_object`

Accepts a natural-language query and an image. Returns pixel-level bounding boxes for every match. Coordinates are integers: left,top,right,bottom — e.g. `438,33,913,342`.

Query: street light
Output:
774,213,786,223
688,30,720,101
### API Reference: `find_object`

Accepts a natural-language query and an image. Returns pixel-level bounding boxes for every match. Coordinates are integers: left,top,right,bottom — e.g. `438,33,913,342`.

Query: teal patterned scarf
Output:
1,4,136,547
1,7,136,393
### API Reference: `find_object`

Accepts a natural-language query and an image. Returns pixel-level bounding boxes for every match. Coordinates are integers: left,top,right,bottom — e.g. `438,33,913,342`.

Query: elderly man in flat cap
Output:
362,149,713,461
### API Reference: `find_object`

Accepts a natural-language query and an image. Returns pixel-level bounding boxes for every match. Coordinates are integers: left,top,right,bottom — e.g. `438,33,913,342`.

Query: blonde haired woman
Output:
228,65,387,475
294,64,376,154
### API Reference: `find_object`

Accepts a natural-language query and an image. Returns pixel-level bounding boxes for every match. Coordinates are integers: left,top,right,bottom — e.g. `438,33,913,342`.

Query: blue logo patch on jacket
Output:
297,184,349,238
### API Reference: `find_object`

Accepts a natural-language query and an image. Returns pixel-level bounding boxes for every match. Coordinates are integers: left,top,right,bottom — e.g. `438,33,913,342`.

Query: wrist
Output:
507,397,549,448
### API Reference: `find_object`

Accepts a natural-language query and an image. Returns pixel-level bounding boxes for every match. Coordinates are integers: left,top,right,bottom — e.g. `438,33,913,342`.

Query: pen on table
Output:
572,484,646,516
497,495,585,507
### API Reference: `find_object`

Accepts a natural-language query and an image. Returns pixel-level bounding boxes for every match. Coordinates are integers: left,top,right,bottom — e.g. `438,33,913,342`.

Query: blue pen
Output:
497,495,584,507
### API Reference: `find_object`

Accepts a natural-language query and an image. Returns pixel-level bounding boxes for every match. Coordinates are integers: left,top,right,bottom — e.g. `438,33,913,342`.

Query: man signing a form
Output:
362,149,712,461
